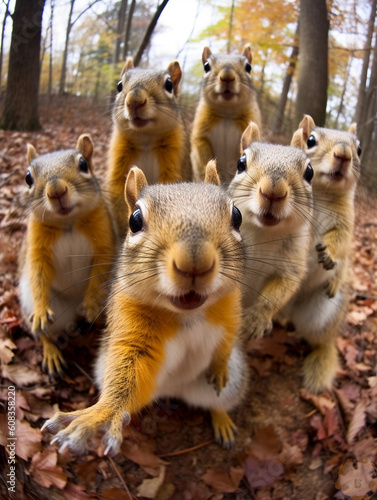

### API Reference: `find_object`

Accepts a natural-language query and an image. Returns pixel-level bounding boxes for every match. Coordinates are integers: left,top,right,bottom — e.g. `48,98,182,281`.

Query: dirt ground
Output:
0,97,376,500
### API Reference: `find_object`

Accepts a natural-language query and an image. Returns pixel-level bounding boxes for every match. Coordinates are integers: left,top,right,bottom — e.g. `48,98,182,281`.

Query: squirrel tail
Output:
302,340,339,393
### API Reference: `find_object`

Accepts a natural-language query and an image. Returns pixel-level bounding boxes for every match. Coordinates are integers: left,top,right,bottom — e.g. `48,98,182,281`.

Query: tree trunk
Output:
227,0,235,54
133,0,170,67
354,0,377,126
0,0,11,94
48,0,54,100
123,0,136,60
0,0,46,131
272,22,299,135
113,0,128,65
334,55,352,129
59,0,75,95
295,0,328,126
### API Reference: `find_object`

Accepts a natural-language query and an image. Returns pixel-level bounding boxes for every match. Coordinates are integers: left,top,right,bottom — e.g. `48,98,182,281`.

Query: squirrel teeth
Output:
171,291,207,310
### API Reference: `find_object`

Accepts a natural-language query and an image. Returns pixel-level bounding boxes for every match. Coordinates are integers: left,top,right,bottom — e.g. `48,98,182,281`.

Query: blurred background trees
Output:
0,0,376,177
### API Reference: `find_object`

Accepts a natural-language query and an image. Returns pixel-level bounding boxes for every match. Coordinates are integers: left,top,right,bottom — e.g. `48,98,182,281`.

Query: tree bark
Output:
272,22,299,135
0,0,46,131
0,0,11,94
59,0,75,94
123,0,136,60
354,0,377,126
295,0,329,126
113,0,128,65
133,0,170,67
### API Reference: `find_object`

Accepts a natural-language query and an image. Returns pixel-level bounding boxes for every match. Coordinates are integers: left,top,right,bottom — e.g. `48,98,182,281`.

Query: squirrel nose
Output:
173,259,215,278
260,188,287,202
127,98,147,110
220,74,235,83
47,184,68,200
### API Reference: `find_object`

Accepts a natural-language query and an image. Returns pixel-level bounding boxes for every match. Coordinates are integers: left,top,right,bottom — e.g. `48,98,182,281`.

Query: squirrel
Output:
190,44,262,184
18,135,115,376
285,114,361,392
42,161,248,455
106,57,191,237
228,121,314,343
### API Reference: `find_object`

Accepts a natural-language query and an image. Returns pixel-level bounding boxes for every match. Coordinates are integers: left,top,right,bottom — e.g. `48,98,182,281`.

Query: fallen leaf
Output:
300,388,335,415
14,418,42,460
202,466,243,493
29,450,67,489
346,400,367,444
137,465,166,498
1,362,42,386
336,458,377,498
0,337,17,363
243,455,284,489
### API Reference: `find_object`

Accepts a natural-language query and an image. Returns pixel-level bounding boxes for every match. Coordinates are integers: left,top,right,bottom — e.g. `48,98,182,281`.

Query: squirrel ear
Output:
125,166,148,211
202,46,212,64
290,129,305,149
299,115,316,142
204,159,220,186
121,57,134,76
167,60,182,97
348,122,357,135
27,144,38,164
242,43,252,63
240,121,260,152
76,134,94,161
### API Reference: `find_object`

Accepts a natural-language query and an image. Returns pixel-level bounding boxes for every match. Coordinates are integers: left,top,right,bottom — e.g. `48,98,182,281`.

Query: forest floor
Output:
0,97,377,500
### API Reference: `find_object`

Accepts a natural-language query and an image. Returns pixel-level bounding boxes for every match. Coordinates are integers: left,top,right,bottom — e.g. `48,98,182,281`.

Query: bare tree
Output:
0,0,12,94
123,0,135,59
295,0,329,126
272,22,299,135
113,0,128,65
133,0,170,67
0,0,46,131
59,0,101,94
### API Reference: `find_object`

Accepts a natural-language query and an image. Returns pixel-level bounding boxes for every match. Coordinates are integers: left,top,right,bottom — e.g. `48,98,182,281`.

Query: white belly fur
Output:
134,149,160,185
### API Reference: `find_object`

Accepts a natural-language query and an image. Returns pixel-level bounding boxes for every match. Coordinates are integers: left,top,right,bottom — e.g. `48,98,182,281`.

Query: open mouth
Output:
258,212,281,226
170,291,207,310
328,170,345,181
57,205,74,215
222,90,234,101
131,117,151,127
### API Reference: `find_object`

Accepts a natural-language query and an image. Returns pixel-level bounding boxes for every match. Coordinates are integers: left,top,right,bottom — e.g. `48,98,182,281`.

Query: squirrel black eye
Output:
307,135,317,148
117,80,123,92
245,62,252,73
303,163,314,183
231,205,242,231
237,154,247,173
129,208,143,233
357,143,362,157
79,157,89,173
203,61,211,73
25,170,34,187
164,77,173,93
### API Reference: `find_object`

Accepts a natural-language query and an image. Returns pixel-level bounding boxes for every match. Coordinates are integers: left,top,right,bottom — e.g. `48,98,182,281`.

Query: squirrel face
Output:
113,58,182,133
201,44,255,111
229,123,313,232
291,115,361,193
25,135,100,226
119,165,243,312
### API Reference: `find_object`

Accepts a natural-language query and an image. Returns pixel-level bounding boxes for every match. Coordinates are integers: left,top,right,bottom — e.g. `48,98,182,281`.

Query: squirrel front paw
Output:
83,290,107,323
241,310,273,340
323,277,341,298
206,365,229,395
41,336,67,377
30,307,55,334
42,405,130,456
315,243,337,271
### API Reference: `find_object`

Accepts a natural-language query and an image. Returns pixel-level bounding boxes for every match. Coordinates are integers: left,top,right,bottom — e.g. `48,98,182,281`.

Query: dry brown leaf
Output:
1,362,42,386
137,465,166,498
243,455,284,489
201,466,244,493
29,450,67,489
346,400,367,444
14,418,42,460
63,482,98,500
122,434,165,468
336,458,377,499
244,424,282,461
299,388,335,415
0,337,17,363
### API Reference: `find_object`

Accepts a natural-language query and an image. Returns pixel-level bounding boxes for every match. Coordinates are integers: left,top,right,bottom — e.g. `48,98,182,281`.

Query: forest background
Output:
0,1,377,499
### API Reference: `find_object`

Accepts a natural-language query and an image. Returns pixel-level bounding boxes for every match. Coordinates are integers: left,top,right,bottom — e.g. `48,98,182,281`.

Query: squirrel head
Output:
119,161,243,312
25,134,100,226
229,121,313,233
200,44,256,112
113,58,182,133
291,115,361,193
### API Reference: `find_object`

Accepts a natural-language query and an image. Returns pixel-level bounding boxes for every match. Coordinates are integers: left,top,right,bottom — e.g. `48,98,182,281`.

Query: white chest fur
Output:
51,229,93,299
155,312,224,398
209,120,241,182
134,148,160,185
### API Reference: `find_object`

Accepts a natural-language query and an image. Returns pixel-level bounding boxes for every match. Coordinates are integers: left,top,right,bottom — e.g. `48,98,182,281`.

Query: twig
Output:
108,455,134,500
304,409,317,418
72,361,94,384
158,439,214,458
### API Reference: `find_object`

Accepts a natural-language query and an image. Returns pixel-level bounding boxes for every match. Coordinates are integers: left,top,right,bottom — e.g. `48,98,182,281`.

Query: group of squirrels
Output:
16,44,361,455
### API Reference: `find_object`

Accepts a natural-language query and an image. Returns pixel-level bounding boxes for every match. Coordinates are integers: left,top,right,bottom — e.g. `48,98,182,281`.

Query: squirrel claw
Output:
41,337,66,377
316,243,337,270
210,409,237,449
206,370,228,395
